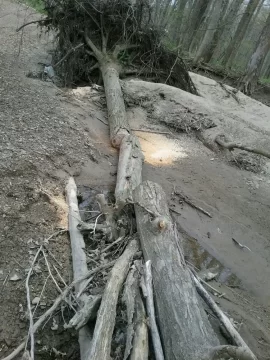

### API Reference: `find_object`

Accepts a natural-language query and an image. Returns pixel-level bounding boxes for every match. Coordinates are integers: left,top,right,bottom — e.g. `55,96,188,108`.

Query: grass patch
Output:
260,77,270,85
22,0,45,13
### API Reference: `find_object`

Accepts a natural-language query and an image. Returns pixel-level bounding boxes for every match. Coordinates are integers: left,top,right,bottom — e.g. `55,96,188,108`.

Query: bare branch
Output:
84,32,103,61
16,18,52,32
54,43,84,68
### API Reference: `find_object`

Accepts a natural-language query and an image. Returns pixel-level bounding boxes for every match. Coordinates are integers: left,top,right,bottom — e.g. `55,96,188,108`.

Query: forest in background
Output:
24,0,270,93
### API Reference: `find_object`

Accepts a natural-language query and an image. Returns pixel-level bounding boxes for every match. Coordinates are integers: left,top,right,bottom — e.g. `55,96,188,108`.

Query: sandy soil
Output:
1,1,270,359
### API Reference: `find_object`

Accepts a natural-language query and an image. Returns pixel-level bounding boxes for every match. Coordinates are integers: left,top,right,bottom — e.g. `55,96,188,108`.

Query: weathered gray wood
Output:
101,62,130,148
130,284,148,360
65,294,102,330
66,177,92,360
143,260,164,360
88,238,139,360
191,273,257,360
134,181,219,360
123,265,149,360
115,134,144,208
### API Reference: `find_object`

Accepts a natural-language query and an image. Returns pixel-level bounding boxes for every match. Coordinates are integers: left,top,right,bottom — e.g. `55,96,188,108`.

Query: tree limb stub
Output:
115,134,144,208
134,180,219,360
191,272,257,360
215,135,270,159
88,238,139,360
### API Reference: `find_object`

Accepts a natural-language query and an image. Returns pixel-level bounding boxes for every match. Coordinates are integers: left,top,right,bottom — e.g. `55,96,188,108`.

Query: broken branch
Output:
191,271,257,360
143,260,165,360
88,238,139,360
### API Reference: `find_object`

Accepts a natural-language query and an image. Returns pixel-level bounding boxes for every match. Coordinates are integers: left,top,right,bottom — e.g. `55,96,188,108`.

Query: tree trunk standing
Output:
199,0,230,64
194,0,224,63
172,0,188,44
134,181,220,360
182,0,211,53
221,0,261,69
239,11,270,94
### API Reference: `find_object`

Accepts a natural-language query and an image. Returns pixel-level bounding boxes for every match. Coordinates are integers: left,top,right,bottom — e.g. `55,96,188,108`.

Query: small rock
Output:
32,297,40,305
10,273,22,281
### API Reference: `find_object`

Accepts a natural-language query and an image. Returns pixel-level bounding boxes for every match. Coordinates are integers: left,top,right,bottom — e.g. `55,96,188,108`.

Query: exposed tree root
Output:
215,135,270,159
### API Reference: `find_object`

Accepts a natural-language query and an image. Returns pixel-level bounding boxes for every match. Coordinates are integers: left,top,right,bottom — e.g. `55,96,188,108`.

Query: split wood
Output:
124,263,148,360
88,238,139,360
142,260,165,360
215,135,270,159
2,261,115,360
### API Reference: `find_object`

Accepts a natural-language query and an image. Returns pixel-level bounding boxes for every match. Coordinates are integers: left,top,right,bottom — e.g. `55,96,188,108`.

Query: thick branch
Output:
84,32,103,61
191,272,257,360
215,135,270,159
66,177,93,360
88,238,139,360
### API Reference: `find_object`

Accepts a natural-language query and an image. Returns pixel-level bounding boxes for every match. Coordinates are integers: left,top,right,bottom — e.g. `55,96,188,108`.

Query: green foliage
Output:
23,0,45,13
260,78,270,84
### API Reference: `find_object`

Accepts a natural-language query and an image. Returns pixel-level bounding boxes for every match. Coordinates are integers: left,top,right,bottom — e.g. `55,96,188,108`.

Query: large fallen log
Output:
134,181,220,360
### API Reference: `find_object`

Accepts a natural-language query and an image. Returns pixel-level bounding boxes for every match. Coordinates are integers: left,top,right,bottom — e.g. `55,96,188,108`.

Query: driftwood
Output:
66,177,93,360
143,261,164,360
191,272,257,360
215,135,270,159
88,238,139,360
134,181,220,360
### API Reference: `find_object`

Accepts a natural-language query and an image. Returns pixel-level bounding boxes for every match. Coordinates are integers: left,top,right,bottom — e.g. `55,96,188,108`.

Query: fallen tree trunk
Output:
134,180,220,360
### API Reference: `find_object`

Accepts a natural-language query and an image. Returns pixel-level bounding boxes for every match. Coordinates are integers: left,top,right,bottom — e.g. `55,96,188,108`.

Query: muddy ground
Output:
1,1,270,359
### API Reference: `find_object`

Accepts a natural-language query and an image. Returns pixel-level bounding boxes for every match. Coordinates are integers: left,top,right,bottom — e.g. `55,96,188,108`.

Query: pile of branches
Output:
42,0,197,93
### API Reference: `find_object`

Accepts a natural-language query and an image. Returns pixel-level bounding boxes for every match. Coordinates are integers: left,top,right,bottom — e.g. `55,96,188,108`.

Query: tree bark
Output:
88,238,139,360
182,0,211,52
194,0,224,63
100,62,144,206
200,0,230,63
221,0,261,68
134,181,219,360
100,62,130,148
238,11,270,94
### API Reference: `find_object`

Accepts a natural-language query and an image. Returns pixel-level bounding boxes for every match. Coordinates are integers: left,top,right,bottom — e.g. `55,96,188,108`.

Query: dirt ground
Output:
1,1,270,359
